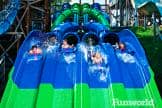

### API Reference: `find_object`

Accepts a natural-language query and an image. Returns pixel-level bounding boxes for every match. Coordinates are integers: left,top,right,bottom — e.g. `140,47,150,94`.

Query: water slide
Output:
0,3,162,108
52,3,110,29
0,0,19,35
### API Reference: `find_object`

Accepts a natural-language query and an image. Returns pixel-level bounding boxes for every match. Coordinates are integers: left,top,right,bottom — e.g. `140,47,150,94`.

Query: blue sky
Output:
70,0,162,5
70,0,107,4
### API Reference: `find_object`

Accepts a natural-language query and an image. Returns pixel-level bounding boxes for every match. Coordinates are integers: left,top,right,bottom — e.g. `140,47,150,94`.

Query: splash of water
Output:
116,52,135,63
78,43,110,82
46,44,58,53
64,53,76,64
88,64,110,82
26,54,42,63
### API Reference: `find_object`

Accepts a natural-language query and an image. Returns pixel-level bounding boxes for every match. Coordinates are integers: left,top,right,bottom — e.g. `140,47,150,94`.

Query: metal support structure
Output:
0,32,23,69
0,0,50,70
119,1,123,26
152,13,156,38
92,0,95,4
115,0,119,27
0,0,50,99
105,0,109,13
126,0,129,26
0,55,5,98
0,32,23,99
152,12,161,40
112,0,134,27
44,0,51,32
144,15,147,29
0,0,51,67
134,6,138,27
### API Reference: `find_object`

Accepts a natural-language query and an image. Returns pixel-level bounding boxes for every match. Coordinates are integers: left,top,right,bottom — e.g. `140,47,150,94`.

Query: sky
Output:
70,0,162,5
70,0,107,4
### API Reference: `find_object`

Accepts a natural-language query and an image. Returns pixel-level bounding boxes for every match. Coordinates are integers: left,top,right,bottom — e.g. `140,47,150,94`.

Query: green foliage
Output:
131,26,154,37
160,26,162,31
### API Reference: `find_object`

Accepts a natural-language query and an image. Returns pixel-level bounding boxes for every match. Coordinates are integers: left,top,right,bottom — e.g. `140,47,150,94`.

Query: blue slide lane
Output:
0,0,19,35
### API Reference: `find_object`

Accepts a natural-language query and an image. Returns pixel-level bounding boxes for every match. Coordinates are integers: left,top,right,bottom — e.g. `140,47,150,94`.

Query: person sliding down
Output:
115,42,136,63
113,42,126,51
29,45,42,55
61,39,74,49
115,42,135,55
91,52,104,64
48,35,58,45
27,45,43,62
118,42,126,51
